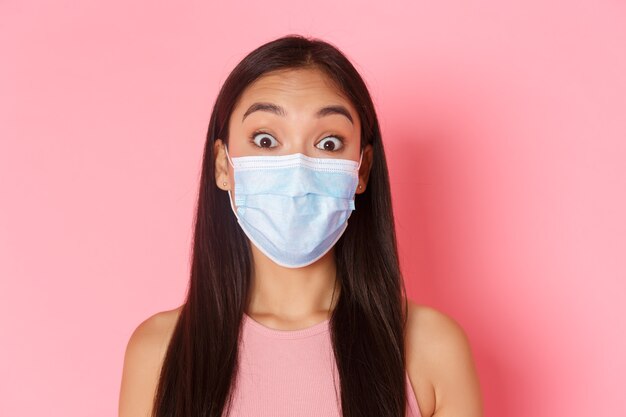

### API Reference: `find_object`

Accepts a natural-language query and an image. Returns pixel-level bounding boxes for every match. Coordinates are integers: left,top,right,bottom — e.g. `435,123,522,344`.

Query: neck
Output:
245,244,340,326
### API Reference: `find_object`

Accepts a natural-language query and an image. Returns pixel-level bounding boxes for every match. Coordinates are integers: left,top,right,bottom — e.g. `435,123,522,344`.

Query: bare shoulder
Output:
405,300,483,417
118,305,183,417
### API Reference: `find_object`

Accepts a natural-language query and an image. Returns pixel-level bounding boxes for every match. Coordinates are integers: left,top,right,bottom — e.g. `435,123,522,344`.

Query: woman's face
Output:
214,66,373,198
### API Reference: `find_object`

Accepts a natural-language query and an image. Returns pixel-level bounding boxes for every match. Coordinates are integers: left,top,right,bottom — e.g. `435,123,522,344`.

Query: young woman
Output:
119,35,483,417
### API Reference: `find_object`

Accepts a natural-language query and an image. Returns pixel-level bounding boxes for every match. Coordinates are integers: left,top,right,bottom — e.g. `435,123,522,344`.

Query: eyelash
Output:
249,130,346,151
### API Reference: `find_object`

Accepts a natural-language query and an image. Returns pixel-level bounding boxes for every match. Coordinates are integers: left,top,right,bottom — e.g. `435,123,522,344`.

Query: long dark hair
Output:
152,34,410,417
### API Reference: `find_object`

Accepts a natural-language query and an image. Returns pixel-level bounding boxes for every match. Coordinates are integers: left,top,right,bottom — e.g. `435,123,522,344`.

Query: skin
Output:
119,68,483,417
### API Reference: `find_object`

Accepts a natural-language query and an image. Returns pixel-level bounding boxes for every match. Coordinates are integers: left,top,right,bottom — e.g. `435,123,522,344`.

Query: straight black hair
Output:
152,34,410,417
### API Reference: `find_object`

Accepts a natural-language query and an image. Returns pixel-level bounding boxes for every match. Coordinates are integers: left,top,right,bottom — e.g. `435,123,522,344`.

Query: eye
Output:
315,135,344,152
251,131,279,149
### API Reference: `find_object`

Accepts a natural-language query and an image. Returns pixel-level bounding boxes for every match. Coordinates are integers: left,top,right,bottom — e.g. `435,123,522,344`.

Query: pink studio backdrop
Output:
1,1,625,416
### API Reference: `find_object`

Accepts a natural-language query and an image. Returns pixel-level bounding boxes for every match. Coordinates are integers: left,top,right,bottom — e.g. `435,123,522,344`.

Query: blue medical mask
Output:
224,145,363,268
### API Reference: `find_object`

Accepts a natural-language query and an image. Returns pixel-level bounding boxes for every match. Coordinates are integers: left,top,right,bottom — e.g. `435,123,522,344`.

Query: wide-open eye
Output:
251,132,279,148
315,136,344,152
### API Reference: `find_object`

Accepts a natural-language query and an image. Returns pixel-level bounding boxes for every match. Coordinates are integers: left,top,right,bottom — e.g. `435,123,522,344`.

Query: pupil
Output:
260,137,271,147
324,141,335,151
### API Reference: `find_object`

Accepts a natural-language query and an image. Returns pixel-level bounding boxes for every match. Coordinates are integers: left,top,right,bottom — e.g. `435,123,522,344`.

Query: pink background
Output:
1,1,625,416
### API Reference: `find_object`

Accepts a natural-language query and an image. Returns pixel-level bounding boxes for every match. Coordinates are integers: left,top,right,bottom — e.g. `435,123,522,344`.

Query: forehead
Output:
234,67,355,113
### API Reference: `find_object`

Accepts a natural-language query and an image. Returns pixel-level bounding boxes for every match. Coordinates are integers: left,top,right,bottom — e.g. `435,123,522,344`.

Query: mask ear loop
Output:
222,144,240,219
352,149,365,199
224,143,235,168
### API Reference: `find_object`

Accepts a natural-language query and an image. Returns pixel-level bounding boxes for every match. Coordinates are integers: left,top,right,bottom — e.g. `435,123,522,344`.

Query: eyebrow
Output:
242,102,354,125
242,102,286,121
316,105,354,124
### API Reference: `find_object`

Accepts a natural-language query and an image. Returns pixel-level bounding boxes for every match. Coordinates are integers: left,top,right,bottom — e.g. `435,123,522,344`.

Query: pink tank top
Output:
226,313,422,417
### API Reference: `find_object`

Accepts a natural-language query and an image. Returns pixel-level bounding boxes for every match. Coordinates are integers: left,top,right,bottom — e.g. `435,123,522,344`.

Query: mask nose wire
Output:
226,144,362,169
